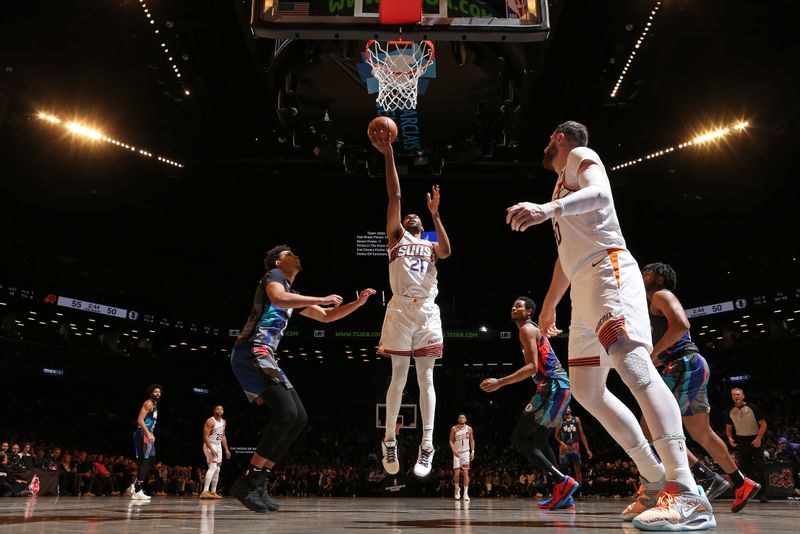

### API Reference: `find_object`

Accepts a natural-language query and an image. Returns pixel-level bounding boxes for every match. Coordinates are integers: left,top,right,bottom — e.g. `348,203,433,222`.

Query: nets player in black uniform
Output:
480,297,578,510
230,245,375,513
554,405,592,489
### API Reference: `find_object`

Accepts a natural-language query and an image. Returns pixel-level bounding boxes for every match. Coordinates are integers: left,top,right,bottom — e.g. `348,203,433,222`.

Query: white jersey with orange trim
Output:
551,147,627,279
387,231,438,299
453,425,471,453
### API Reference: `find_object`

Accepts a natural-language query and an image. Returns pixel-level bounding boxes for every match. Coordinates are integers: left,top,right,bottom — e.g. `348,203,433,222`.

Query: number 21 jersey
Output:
388,231,438,299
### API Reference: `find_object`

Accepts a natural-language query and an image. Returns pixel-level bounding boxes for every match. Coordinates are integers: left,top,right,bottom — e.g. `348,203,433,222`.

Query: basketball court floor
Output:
1,496,796,533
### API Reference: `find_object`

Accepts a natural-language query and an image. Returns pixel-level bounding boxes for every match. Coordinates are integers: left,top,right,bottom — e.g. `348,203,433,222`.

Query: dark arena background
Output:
0,1,798,532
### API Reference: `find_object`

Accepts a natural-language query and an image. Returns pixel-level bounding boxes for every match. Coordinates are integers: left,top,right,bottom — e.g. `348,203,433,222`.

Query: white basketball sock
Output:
610,345,695,491
204,462,218,492
384,356,410,442
415,357,436,448
210,466,220,493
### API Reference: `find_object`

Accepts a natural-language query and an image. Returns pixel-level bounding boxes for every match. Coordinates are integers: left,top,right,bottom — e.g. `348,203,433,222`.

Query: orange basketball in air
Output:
368,116,398,143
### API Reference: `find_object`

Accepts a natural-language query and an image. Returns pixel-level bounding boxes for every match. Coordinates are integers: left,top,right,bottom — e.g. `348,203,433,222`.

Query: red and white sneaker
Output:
548,476,580,510
731,477,761,513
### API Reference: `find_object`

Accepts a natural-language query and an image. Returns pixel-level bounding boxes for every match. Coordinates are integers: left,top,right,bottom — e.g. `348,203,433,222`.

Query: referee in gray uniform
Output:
725,387,768,502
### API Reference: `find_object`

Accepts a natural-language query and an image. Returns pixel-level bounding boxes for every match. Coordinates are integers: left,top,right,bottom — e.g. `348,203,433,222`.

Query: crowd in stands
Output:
0,439,205,497
4,402,798,499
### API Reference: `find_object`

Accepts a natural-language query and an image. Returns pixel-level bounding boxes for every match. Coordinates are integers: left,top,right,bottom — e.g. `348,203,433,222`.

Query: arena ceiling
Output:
1,0,798,326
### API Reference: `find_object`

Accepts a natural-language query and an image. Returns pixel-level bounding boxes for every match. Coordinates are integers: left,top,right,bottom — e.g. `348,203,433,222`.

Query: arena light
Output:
610,120,750,171
66,122,103,140
610,1,662,98
37,112,61,124
37,111,184,168
136,0,189,96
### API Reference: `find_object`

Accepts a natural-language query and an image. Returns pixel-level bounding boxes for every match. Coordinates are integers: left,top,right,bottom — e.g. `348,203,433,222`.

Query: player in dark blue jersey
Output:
480,296,578,510
554,405,592,488
230,244,375,513
642,263,760,512
130,384,161,500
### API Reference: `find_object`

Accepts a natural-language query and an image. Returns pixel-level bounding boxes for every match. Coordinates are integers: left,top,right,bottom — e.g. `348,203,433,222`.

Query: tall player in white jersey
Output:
200,405,230,499
449,413,475,501
506,121,715,531
369,124,452,479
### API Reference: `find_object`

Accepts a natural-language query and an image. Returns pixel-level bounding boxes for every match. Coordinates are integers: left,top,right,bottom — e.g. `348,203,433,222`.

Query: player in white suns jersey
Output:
506,121,715,531
449,414,475,501
201,405,230,499
369,124,452,480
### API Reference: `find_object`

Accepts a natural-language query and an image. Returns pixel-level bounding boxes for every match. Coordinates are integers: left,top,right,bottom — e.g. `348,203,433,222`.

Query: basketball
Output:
368,116,398,143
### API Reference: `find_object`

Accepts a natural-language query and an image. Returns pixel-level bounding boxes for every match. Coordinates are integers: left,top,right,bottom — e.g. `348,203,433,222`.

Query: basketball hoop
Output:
365,39,435,111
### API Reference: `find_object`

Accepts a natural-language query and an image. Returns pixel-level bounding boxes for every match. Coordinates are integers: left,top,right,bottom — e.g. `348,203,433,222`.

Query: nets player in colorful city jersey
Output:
506,121,714,530
554,405,592,489
131,384,161,500
449,413,475,501
369,127,452,479
230,245,375,513
642,263,761,512
480,297,578,510
200,405,231,499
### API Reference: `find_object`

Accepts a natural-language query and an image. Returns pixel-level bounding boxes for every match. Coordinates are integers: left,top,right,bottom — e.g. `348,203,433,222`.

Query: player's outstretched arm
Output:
553,161,611,217
427,185,451,260
539,258,569,337
299,288,376,323
506,200,562,231
369,128,403,243
481,324,539,392
267,281,343,309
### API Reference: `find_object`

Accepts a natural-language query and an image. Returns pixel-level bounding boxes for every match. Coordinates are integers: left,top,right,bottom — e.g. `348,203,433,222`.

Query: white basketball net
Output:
365,40,435,111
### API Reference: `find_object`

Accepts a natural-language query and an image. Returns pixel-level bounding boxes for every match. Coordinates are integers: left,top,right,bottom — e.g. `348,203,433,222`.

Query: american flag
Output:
278,2,310,17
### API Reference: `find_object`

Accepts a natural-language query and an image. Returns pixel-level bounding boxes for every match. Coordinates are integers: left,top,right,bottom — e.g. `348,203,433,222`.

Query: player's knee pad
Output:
652,432,686,446
609,344,658,392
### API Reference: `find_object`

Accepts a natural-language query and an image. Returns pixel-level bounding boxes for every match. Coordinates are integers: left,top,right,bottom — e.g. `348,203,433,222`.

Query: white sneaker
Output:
131,490,152,500
632,482,716,531
382,440,399,475
413,446,435,478
125,484,135,496
463,487,470,502
454,485,461,500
